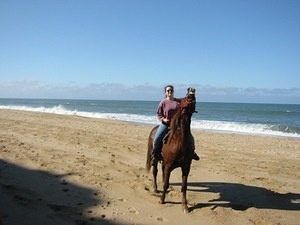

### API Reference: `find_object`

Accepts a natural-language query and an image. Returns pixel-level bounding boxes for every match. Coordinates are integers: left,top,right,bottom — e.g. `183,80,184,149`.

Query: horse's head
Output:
186,87,196,100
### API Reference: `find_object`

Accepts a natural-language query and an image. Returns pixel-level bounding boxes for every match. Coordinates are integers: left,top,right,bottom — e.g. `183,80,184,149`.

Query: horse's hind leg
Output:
160,166,171,204
152,164,158,193
147,126,159,192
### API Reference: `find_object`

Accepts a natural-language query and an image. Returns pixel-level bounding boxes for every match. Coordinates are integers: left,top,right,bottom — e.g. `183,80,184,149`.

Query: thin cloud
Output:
0,80,299,103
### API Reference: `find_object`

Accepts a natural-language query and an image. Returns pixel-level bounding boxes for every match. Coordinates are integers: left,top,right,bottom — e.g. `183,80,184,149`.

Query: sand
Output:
0,109,299,225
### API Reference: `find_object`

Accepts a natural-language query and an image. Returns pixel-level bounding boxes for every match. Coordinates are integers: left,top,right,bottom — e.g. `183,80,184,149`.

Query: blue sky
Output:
0,0,299,103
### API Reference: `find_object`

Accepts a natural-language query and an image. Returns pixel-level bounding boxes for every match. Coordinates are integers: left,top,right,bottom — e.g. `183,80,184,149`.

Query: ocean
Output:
0,98,300,138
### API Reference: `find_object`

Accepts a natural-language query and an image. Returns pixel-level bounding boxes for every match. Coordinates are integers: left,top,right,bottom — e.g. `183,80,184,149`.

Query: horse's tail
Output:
146,137,152,172
146,125,158,172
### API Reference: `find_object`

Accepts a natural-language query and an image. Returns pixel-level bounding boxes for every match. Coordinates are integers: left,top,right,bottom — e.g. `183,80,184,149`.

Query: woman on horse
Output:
151,85,200,165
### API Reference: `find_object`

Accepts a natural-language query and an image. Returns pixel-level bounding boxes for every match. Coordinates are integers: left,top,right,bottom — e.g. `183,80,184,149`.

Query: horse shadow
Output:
0,159,124,225
171,182,300,212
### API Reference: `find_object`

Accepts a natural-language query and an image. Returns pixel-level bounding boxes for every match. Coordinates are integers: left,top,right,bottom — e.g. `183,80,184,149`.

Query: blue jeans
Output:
152,122,169,156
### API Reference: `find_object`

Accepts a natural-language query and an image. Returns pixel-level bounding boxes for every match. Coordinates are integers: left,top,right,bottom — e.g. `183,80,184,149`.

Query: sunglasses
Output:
166,89,174,93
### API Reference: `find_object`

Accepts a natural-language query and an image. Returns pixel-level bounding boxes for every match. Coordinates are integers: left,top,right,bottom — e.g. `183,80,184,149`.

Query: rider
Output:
151,85,200,165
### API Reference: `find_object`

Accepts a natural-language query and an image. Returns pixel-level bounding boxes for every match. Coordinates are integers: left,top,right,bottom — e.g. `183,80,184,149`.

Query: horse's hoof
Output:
182,206,189,213
159,200,165,204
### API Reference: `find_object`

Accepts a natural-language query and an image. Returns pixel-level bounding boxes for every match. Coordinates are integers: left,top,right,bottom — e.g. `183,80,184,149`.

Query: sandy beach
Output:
0,109,299,225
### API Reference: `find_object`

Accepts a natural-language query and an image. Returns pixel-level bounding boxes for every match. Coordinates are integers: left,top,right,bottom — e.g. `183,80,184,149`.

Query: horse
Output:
146,94,197,213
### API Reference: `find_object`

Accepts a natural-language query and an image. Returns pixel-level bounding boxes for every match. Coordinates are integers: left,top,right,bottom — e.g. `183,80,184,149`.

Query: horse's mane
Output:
169,102,183,131
168,97,195,149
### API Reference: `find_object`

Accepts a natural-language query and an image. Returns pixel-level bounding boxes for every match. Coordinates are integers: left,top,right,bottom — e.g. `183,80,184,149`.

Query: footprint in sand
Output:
128,207,139,214
117,197,127,202
156,216,168,222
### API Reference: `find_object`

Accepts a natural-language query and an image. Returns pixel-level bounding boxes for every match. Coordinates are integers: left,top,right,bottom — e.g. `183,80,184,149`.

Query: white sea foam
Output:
1,105,299,138
191,120,300,137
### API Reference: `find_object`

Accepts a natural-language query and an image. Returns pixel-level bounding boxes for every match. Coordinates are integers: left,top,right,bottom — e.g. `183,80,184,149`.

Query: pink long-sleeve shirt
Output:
156,98,180,125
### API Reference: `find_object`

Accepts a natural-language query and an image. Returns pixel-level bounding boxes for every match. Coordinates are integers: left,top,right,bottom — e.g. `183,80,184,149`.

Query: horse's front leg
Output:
160,165,171,204
181,165,191,213
152,164,158,193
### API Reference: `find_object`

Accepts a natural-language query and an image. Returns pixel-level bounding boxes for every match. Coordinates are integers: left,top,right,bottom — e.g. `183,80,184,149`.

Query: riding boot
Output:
193,152,200,161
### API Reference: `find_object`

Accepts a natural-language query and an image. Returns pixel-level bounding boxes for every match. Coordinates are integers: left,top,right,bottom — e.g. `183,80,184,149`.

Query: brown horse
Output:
146,96,197,213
